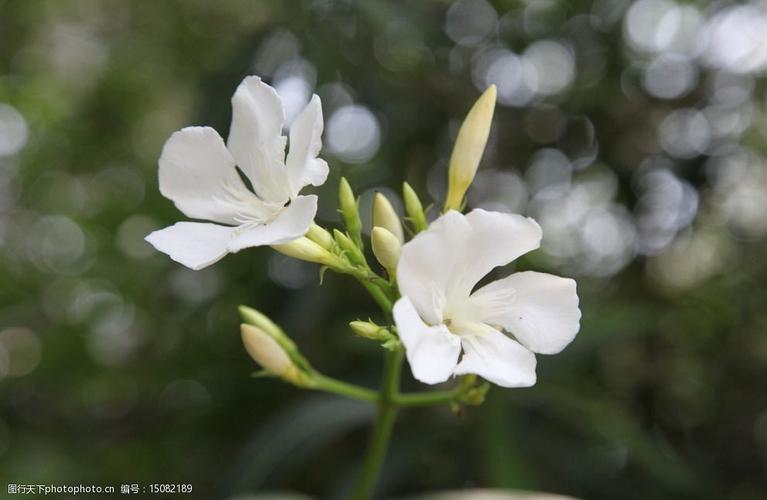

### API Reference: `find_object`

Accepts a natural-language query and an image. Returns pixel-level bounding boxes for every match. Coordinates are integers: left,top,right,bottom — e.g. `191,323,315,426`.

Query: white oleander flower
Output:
146,76,328,270
393,209,581,388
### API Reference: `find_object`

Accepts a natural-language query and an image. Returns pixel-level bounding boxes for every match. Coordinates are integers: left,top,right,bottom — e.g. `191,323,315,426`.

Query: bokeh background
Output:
2,0,767,499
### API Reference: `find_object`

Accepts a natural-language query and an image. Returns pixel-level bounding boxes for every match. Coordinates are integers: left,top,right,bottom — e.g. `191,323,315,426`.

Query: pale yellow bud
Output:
372,192,404,243
371,227,401,276
444,85,497,212
349,320,394,342
272,237,338,267
241,324,302,384
306,223,335,250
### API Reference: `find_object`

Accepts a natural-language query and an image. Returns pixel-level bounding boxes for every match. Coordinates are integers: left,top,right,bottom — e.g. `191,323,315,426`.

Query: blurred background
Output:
1,0,767,498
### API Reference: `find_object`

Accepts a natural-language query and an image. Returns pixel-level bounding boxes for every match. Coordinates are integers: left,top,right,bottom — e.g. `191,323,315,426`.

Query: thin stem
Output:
312,374,379,403
393,389,461,407
352,348,403,500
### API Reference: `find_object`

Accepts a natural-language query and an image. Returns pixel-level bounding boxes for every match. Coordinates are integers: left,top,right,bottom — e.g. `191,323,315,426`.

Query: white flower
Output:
393,209,581,388
145,76,328,270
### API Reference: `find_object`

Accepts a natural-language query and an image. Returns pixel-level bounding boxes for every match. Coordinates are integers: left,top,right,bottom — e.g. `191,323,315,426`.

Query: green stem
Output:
360,281,393,313
352,348,403,500
393,389,461,407
313,374,379,403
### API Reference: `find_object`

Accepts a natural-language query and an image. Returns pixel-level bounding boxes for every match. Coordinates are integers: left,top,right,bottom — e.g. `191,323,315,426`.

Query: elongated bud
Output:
272,237,339,267
372,192,404,243
403,182,428,233
349,320,395,342
333,229,366,266
339,177,363,248
306,223,335,250
238,304,294,348
444,85,496,212
241,324,303,385
371,227,401,276
239,305,312,372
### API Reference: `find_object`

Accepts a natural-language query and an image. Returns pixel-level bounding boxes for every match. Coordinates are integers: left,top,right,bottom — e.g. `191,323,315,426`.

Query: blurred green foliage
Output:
1,1,767,499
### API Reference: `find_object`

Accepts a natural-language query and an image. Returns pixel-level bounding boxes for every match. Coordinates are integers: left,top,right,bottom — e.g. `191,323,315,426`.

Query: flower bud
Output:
372,192,404,243
238,304,294,348
349,320,395,342
371,227,401,276
306,223,335,250
444,85,496,212
333,229,366,266
272,237,339,268
241,324,303,385
339,177,363,248
402,182,428,233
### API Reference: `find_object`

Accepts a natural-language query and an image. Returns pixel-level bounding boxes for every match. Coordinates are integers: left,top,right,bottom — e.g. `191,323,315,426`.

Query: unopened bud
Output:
238,305,293,349
372,192,404,243
371,227,401,276
403,182,428,233
444,85,496,212
349,320,395,342
241,324,303,385
339,177,363,248
333,229,366,266
306,223,335,250
272,237,339,268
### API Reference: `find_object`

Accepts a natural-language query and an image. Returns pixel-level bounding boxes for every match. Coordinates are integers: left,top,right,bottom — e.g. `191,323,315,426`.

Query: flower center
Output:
443,316,493,338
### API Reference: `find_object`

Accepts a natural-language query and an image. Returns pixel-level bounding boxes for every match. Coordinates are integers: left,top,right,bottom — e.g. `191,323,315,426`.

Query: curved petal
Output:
286,94,329,197
393,297,461,385
397,209,542,325
470,271,581,355
227,194,317,252
228,76,290,203
158,127,249,225
454,327,537,388
145,222,234,270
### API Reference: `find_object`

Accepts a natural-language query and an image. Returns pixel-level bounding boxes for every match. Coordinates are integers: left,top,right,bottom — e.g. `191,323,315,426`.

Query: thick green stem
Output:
360,281,393,313
313,374,379,403
352,348,403,500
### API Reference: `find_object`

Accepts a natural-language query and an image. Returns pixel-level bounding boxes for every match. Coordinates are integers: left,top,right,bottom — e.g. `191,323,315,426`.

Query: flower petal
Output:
227,194,318,252
397,209,542,324
454,327,537,388
470,271,581,354
145,222,234,270
158,127,249,225
228,76,290,203
286,94,329,196
393,297,461,385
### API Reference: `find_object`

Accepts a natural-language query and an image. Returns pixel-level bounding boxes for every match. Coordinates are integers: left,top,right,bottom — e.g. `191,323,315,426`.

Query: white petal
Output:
158,127,249,225
227,194,318,252
286,94,329,196
393,297,461,385
397,209,542,324
471,271,581,354
462,209,542,291
145,222,234,270
454,327,537,388
228,76,290,203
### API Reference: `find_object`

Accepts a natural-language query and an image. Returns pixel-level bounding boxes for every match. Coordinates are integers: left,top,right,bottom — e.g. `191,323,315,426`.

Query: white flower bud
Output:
444,85,496,212
371,227,401,276
373,192,404,243
272,237,339,267
241,324,302,384
306,223,335,250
